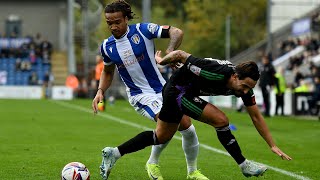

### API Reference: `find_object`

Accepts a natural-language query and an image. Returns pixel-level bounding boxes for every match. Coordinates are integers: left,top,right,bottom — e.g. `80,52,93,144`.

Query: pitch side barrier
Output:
203,87,318,117
0,85,73,100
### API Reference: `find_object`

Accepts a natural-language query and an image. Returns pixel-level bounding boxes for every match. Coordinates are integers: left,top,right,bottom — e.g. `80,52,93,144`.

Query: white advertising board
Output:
0,86,42,99
51,86,73,100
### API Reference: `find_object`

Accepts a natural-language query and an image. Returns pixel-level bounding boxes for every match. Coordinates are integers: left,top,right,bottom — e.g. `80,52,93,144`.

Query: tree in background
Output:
184,0,267,59
91,0,266,60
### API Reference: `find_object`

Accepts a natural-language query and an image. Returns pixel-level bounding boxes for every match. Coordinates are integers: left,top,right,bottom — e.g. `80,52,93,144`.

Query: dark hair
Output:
235,61,260,81
105,0,135,20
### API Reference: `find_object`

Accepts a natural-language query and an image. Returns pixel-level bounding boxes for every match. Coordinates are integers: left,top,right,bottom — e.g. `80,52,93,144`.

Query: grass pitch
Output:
0,99,319,180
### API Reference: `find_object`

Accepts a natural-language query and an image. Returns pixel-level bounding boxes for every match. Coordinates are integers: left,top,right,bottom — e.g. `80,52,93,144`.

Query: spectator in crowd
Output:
65,74,79,96
15,58,22,71
19,60,31,71
294,79,311,93
274,67,286,116
29,43,37,63
28,71,38,85
310,76,320,113
34,33,42,46
293,68,304,88
259,55,276,117
279,37,298,56
40,38,53,63
309,66,320,115
20,42,30,58
43,71,54,98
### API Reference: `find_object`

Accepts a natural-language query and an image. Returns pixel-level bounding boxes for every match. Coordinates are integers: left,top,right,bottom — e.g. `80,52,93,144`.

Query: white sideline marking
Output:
53,101,311,180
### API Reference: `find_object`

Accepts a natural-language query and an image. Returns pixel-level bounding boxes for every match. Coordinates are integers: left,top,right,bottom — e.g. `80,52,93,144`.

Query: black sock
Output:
216,125,245,164
118,131,159,156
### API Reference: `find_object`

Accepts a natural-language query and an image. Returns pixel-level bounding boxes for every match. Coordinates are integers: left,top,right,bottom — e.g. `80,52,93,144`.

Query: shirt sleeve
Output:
99,40,113,65
241,89,256,106
138,23,162,39
185,55,233,81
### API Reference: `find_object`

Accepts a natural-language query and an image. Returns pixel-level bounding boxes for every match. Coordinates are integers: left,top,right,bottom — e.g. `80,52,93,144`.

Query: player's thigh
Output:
159,83,184,124
200,103,229,127
155,119,179,143
178,115,192,131
180,94,228,127
180,94,207,121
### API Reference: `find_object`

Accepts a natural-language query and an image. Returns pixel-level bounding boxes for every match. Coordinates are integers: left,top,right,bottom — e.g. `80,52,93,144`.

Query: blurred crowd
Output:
0,32,53,98
0,32,53,64
257,27,320,116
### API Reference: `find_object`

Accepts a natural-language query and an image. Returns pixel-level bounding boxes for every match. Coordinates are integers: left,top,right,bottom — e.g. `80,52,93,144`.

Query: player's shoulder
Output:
137,22,160,34
100,36,115,47
100,37,116,56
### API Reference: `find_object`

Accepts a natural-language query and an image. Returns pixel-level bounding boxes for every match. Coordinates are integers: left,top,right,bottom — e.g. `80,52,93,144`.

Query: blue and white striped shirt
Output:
100,23,166,96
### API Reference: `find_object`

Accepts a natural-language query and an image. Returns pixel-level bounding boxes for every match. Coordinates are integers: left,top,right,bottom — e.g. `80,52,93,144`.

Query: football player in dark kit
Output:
101,50,292,179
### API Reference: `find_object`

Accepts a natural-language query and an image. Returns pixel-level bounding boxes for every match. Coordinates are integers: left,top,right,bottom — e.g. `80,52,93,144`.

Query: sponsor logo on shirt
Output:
193,97,203,103
131,34,140,44
147,23,158,34
189,65,201,76
117,52,145,69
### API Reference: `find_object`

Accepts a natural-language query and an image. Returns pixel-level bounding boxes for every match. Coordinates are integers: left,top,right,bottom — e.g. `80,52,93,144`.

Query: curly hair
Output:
235,61,260,81
104,0,135,20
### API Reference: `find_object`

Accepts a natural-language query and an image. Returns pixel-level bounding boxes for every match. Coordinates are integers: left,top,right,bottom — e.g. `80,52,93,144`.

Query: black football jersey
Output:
169,55,256,106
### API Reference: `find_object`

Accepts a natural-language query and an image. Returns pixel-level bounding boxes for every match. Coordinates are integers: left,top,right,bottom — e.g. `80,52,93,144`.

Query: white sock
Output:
179,124,199,174
147,142,169,164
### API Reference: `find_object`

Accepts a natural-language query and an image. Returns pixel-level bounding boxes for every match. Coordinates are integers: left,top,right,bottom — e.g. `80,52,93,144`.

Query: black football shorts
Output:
159,81,208,123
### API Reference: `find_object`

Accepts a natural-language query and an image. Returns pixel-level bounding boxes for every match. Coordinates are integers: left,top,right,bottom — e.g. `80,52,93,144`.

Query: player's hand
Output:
155,50,163,64
271,146,292,160
92,91,104,114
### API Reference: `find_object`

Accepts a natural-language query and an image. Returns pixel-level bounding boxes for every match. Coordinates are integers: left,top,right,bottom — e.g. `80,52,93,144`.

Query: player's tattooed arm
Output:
166,26,183,54
155,50,191,65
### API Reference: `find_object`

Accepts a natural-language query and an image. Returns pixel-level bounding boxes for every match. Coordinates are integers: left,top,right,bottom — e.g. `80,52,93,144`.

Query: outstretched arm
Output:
155,50,191,65
246,105,292,160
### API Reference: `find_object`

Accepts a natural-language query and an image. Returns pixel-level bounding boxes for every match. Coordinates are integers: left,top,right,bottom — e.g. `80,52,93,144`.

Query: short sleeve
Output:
185,55,232,80
138,23,162,39
100,40,113,65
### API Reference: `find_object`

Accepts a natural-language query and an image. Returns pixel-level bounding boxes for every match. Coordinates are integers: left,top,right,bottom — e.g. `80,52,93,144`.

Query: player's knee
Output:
155,131,173,144
215,114,229,127
156,136,171,144
207,113,229,127
178,116,192,131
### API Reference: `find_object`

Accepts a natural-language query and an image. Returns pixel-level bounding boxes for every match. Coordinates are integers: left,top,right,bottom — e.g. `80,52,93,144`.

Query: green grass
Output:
0,99,319,180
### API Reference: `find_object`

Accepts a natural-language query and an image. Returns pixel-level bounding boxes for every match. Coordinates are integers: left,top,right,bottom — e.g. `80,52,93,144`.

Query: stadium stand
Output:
0,35,52,86
230,6,320,117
